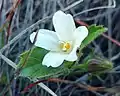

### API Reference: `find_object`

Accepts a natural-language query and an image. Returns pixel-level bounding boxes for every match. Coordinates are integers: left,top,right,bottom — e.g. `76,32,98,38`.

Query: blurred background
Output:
0,0,120,96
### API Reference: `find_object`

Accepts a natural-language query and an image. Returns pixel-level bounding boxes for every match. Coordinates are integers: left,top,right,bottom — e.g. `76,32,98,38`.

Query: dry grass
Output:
0,0,120,96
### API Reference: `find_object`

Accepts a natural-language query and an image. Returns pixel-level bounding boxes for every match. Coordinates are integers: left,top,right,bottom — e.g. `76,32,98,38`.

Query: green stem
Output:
71,63,88,72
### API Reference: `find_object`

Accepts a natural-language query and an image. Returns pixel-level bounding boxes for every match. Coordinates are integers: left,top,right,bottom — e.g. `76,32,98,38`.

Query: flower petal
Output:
65,46,78,61
30,29,60,51
53,10,76,41
42,52,67,67
74,26,88,47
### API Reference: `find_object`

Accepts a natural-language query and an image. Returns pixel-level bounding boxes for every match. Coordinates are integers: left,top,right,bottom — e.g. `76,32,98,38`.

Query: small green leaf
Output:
17,47,67,79
80,24,107,50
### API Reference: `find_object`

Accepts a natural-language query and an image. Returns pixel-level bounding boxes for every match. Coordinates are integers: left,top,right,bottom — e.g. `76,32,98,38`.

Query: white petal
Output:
42,52,67,67
65,46,78,61
74,26,88,47
30,29,60,51
53,10,76,41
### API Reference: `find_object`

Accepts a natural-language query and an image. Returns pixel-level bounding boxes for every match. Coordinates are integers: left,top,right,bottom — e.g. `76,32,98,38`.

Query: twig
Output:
21,78,105,94
0,52,17,69
102,33,120,47
74,0,116,17
6,0,21,43
33,79,57,96
0,0,4,18
62,0,83,11
110,52,120,61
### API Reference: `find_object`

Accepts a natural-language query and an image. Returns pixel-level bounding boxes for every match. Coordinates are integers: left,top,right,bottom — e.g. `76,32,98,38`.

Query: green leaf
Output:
17,47,67,79
80,24,107,50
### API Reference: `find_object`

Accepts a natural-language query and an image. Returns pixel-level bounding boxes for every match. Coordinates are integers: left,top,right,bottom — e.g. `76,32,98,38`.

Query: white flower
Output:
30,10,88,67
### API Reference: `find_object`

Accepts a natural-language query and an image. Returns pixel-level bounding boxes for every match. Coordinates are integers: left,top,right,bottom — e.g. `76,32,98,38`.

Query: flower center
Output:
59,41,71,52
